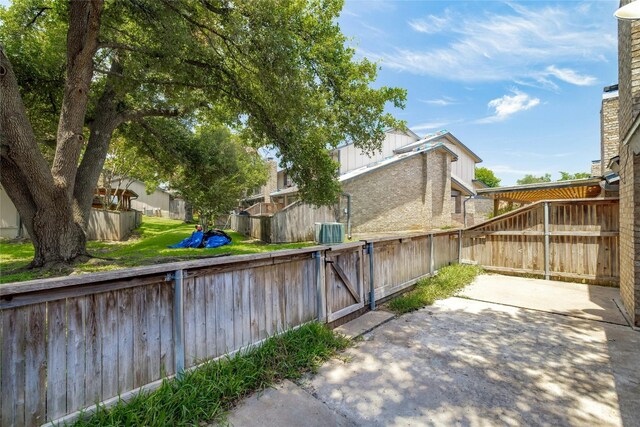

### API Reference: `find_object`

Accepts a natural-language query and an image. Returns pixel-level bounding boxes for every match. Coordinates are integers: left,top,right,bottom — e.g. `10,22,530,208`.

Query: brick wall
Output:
617,0,640,326
591,161,602,177
618,143,640,325
601,92,619,173
341,150,452,233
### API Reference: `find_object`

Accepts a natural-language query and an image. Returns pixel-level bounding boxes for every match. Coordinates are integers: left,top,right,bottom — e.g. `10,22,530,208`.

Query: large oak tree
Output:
0,0,405,268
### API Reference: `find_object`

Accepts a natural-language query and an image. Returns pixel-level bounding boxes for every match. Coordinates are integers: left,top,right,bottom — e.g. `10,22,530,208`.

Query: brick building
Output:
616,0,640,326
337,143,455,233
263,129,482,234
601,85,620,175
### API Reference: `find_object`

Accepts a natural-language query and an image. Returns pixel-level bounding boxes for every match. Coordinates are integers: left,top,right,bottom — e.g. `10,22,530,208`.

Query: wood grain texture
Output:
117,289,134,393
462,199,619,285
4,229,487,427
66,297,86,414
100,291,119,398
84,294,102,406
46,300,67,421
2,307,25,427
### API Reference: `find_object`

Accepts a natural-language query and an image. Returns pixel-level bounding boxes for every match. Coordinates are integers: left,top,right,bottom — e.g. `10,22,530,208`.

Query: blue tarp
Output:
168,230,232,249
204,234,232,248
168,231,204,249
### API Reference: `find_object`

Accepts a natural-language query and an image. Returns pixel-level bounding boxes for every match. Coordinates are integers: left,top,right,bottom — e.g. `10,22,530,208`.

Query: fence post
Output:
314,251,327,322
457,229,463,264
173,269,185,376
367,242,376,310
429,234,435,275
544,202,550,280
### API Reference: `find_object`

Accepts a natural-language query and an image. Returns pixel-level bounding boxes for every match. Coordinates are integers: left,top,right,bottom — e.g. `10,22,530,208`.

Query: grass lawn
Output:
387,264,483,314
0,217,313,284
71,323,349,426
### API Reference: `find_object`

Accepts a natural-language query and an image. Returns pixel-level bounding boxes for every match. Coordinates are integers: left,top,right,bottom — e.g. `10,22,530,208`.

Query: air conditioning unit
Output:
315,222,344,244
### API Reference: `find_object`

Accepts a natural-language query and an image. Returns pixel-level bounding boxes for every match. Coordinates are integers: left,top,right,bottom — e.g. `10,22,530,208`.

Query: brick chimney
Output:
600,84,619,174
262,159,278,203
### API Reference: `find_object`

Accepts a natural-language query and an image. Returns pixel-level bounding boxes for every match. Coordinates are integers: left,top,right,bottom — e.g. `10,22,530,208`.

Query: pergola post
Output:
493,198,500,217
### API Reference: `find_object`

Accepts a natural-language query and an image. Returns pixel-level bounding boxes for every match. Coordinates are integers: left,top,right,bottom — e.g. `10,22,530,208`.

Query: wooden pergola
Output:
476,178,605,216
92,188,139,211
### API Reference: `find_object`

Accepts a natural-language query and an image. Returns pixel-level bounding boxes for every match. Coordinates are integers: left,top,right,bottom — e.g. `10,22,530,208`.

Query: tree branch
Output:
122,107,182,122
97,41,154,54
25,7,51,28
74,57,123,226
0,45,56,206
51,0,104,192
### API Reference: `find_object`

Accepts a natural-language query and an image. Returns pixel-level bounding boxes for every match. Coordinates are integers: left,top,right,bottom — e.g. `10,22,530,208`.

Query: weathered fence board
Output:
0,205,619,426
365,231,458,301
231,201,336,243
462,199,619,285
1,232,463,427
46,300,67,421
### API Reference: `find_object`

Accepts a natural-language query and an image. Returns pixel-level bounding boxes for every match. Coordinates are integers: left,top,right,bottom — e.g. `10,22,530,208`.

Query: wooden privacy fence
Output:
461,198,619,285
0,230,460,427
231,201,336,243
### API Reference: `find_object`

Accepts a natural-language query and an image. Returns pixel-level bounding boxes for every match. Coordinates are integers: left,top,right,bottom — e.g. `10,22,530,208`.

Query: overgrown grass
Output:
388,264,482,314
71,323,349,427
0,217,312,284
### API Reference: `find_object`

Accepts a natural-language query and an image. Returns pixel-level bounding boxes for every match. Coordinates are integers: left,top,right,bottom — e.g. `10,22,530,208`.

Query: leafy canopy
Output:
558,171,591,181
1,0,407,207
516,173,552,185
474,167,501,188
168,127,269,221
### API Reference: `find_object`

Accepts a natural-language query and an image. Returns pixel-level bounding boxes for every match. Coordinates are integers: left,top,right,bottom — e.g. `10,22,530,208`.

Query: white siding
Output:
337,130,419,174
123,180,171,217
443,140,476,192
0,186,22,239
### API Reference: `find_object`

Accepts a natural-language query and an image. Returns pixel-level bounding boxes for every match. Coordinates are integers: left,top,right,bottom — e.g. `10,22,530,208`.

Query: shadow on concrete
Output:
587,286,640,427
308,297,638,426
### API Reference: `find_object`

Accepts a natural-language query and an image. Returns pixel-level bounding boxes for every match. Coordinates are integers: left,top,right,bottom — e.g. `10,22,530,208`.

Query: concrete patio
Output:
226,275,640,427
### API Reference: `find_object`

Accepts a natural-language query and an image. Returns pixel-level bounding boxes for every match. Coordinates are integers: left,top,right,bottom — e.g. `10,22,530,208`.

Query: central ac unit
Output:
315,222,345,244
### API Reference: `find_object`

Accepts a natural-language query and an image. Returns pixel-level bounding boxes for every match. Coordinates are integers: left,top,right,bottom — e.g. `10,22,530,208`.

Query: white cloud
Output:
543,65,597,86
476,90,540,124
410,121,450,132
372,3,614,85
408,14,450,34
420,97,457,106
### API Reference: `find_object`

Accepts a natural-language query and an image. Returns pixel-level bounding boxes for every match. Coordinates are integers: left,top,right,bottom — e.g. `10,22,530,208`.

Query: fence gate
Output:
325,244,365,322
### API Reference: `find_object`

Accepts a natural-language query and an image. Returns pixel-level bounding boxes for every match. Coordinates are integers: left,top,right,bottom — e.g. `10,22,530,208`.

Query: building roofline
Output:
451,176,475,196
476,177,602,196
440,132,483,163
332,128,420,151
394,130,482,163
472,179,489,188
270,143,458,197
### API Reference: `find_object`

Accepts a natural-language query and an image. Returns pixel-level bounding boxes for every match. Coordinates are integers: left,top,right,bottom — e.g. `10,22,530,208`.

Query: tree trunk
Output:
0,2,104,268
74,59,124,228
30,202,88,268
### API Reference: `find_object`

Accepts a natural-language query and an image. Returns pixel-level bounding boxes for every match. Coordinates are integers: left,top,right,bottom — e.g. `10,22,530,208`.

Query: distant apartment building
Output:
239,128,485,235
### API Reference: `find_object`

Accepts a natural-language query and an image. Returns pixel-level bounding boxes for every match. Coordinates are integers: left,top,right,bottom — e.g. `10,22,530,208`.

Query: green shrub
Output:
72,323,349,426
388,264,482,314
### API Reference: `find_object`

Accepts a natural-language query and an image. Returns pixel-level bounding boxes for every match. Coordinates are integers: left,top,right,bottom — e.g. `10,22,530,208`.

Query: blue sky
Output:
338,0,619,184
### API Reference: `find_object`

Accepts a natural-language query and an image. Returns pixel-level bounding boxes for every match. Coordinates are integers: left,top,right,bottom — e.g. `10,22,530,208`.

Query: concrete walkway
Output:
226,276,640,427
461,274,629,326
